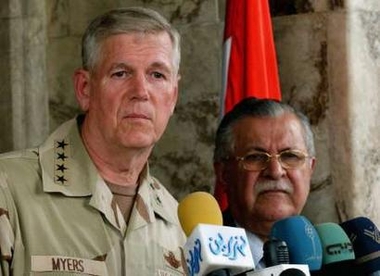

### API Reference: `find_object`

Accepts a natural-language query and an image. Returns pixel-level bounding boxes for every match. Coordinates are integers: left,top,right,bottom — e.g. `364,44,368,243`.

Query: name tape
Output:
31,255,107,275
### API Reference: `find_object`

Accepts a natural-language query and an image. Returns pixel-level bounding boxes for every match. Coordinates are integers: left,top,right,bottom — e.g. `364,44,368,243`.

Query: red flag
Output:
215,0,282,211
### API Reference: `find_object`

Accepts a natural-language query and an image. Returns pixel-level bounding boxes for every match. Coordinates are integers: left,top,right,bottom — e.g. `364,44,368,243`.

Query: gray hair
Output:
213,97,315,162
81,7,181,74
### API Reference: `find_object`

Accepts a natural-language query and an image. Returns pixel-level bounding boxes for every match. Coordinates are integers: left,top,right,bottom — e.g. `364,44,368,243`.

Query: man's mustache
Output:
255,180,294,194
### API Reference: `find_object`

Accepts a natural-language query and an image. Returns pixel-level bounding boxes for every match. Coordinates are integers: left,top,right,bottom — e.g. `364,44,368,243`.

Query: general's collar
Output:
39,116,98,196
38,116,179,226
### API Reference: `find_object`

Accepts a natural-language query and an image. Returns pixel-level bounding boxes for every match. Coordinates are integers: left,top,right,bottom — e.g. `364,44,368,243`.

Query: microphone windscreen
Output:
340,217,380,274
178,191,223,236
314,222,355,265
264,238,290,266
270,215,323,271
279,268,307,276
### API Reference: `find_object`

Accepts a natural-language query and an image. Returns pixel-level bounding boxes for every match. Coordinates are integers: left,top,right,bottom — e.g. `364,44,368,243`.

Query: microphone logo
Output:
364,227,380,244
326,242,354,255
304,220,321,263
186,239,203,276
208,233,249,260
186,232,250,276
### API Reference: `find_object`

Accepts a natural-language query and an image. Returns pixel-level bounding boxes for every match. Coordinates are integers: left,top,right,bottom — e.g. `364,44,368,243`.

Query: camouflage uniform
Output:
0,117,187,275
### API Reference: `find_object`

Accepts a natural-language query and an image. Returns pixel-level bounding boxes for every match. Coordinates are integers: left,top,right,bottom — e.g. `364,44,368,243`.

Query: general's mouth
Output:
124,113,150,120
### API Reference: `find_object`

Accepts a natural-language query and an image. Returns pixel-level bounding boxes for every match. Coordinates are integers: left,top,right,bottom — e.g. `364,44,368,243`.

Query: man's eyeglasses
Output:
232,150,310,171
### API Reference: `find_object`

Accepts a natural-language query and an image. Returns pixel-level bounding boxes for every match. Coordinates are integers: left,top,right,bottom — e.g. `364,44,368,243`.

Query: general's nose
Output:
129,74,149,100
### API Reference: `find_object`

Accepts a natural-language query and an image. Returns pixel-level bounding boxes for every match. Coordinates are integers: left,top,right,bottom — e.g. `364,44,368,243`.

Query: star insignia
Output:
57,152,68,161
56,140,69,149
156,196,162,205
56,175,67,184
56,164,68,173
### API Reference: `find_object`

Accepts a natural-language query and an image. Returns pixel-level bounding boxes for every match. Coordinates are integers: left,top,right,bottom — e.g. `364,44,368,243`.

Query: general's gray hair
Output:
81,7,181,74
213,97,315,162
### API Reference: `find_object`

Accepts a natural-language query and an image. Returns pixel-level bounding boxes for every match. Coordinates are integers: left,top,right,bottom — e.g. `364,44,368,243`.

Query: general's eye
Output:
111,71,128,78
151,71,166,79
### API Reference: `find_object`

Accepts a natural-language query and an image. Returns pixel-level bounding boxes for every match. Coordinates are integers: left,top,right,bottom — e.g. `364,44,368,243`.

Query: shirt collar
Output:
233,220,265,269
39,116,96,196
130,165,180,227
245,230,265,269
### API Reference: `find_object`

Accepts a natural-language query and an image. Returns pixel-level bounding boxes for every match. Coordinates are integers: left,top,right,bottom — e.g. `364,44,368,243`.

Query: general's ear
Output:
309,157,317,172
170,85,178,115
73,69,91,112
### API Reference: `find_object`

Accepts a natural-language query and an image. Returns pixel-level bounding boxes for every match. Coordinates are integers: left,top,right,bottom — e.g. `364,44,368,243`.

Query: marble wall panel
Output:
331,9,380,224
113,0,220,24
269,0,341,15
0,1,49,151
47,0,70,38
272,12,339,223
0,16,13,152
150,22,223,199
0,0,22,19
47,35,81,130
346,0,380,12
22,15,49,148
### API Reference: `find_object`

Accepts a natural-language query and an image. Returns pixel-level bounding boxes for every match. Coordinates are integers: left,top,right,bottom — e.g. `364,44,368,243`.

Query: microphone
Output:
271,216,322,271
279,268,307,276
246,216,317,276
270,215,322,272
340,217,380,276
178,191,254,276
246,264,309,276
263,238,290,266
312,222,356,275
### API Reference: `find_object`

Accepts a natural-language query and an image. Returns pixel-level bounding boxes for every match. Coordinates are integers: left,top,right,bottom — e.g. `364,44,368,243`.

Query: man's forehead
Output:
232,114,307,147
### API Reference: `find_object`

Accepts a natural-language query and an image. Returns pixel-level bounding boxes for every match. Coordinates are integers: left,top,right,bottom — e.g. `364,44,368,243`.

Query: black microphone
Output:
279,268,307,276
340,217,380,276
206,269,231,276
263,238,290,266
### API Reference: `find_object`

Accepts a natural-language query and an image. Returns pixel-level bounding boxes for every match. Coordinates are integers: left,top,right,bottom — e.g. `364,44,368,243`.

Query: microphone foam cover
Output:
279,268,306,276
270,215,323,271
340,216,380,274
178,191,223,236
314,222,355,265
264,238,290,266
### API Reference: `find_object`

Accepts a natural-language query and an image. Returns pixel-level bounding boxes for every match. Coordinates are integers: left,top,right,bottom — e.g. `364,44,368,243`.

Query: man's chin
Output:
257,191,291,204
256,203,296,222
118,132,157,148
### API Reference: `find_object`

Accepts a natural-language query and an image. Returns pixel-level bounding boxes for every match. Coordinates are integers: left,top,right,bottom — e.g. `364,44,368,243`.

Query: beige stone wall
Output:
0,0,49,151
1,0,379,226
272,0,380,224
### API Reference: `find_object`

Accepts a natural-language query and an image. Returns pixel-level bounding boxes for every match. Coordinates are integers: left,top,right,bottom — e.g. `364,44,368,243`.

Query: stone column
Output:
330,1,380,224
0,0,49,152
273,0,380,226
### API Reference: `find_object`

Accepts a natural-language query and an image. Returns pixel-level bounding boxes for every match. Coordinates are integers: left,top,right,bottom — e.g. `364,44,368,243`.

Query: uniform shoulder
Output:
0,148,39,174
0,148,39,162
